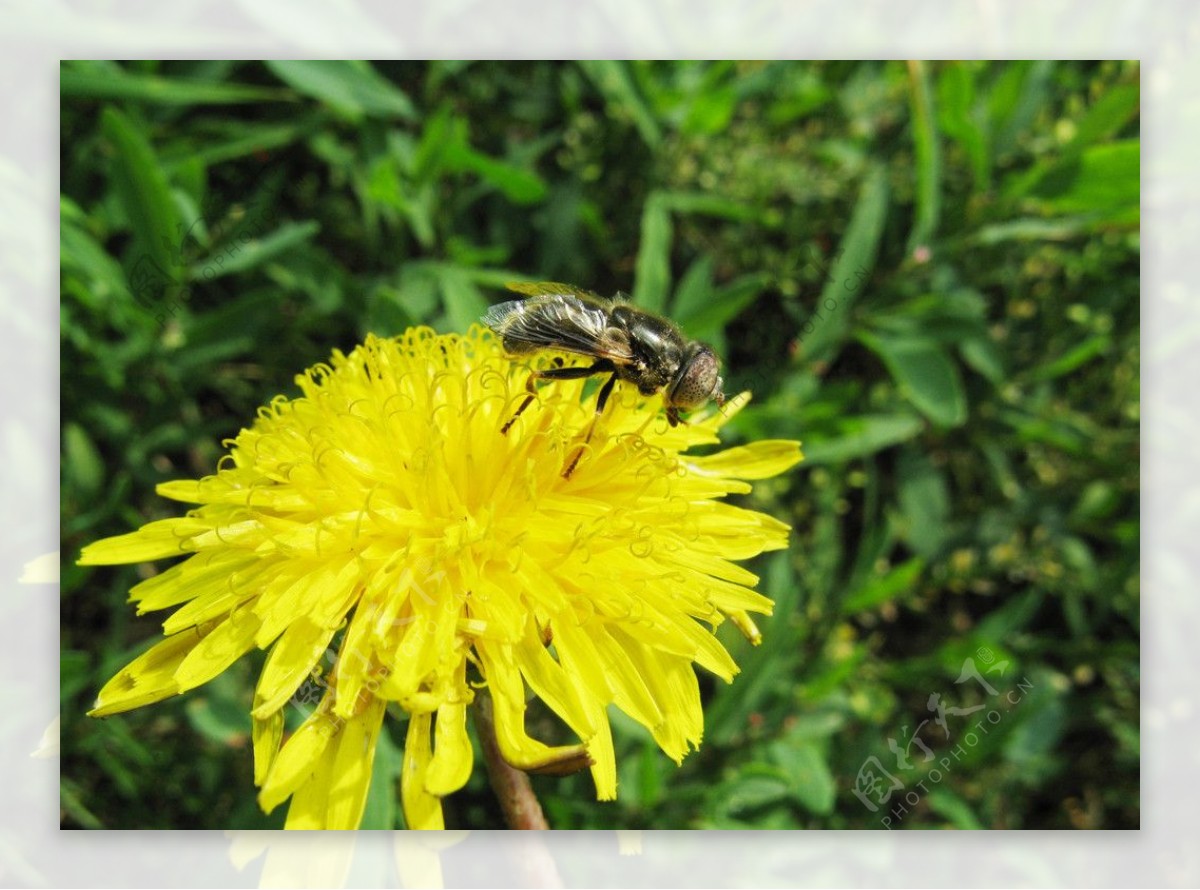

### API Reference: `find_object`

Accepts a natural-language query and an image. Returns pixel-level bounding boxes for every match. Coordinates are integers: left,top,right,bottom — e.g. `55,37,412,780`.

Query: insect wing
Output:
481,299,528,332
484,292,633,362
504,280,599,302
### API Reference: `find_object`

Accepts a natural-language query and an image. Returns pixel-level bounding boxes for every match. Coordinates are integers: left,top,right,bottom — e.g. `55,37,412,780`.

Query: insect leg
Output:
594,371,618,415
501,359,615,435
501,376,540,435
536,359,615,382
563,372,618,479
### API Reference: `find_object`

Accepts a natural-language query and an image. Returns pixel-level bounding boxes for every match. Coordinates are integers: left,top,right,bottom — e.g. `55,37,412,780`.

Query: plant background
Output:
60,60,1139,830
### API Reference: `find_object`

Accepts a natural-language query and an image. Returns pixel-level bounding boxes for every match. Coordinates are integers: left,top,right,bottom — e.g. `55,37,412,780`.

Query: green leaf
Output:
976,589,1044,641
60,212,133,306
937,62,989,190
578,61,662,147
927,790,985,829
62,63,289,105
859,333,968,427
437,267,489,334
187,221,320,281
675,273,769,341
632,191,760,316
705,552,801,745
1003,683,1067,767
102,106,182,284
959,336,1005,384
801,413,925,464
160,121,312,170
1067,82,1140,150
681,87,737,135
718,767,793,815
802,163,889,362
1027,334,1111,381
1029,140,1140,223
1061,535,1100,593
670,255,715,321
777,712,847,741
634,737,664,809
633,192,672,313
658,190,761,222
361,725,402,829
988,60,1054,158
185,692,249,745
443,140,548,204
906,60,941,251
897,448,951,557
773,742,836,816
265,60,416,120
972,217,1094,243
993,76,1140,207
63,422,105,499
842,557,926,614
1070,480,1121,525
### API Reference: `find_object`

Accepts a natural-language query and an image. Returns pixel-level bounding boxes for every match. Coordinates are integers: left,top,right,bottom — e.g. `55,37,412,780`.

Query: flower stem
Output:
473,691,550,830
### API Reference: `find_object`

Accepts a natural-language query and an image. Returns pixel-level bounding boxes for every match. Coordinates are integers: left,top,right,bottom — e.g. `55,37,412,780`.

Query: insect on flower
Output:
483,281,726,475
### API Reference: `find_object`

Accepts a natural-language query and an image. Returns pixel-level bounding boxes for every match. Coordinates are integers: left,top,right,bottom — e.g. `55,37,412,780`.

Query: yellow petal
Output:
627,648,704,764
160,562,269,634
252,618,338,719
515,630,596,737
131,551,260,614
375,616,440,704
325,696,387,830
157,478,312,511
425,701,473,796
476,640,591,772
587,624,664,728
77,517,210,565
259,709,339,814
173,607,261,692
402,713,445,830
521,624,616,797
89,624,215,717
283,748,336,830
695,575,775,617
686,439,803,480
729,610,763,645
253,710,284,786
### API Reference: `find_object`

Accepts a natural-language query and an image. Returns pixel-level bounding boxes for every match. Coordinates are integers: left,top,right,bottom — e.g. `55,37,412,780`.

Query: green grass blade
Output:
101,106,181,284
62,63,291,105
801,163,889,363
265,60,416,120
578,61,662,148
633,191,672,313
186,221,320,281
906,60,941,252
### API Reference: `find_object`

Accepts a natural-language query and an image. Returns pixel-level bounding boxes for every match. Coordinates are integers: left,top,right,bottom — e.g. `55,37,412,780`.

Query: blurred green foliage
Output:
60,60,1139,830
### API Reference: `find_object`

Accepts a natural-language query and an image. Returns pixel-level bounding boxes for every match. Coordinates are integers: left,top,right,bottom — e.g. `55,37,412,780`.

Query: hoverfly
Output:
482,281,725,476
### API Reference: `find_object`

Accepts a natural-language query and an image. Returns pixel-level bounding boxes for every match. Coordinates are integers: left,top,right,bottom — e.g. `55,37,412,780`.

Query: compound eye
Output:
668,346,722,409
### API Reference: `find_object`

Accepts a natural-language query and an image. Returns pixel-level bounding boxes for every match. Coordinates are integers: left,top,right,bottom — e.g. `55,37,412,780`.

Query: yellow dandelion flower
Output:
80,326,802,829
